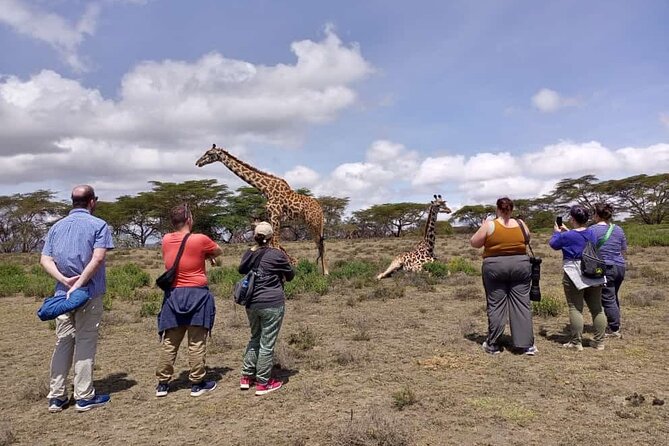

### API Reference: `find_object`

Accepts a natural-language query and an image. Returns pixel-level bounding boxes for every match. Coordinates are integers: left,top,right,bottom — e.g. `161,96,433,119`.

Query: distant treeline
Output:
0,174,667,252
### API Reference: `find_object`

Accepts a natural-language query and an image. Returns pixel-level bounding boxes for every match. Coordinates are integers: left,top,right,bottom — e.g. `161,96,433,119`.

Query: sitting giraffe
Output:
196,144,329,275
376,195,451,279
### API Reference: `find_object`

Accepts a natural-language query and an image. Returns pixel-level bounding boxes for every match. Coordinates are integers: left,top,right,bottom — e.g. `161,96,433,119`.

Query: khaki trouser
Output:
156,326,208,383
48,295,104,401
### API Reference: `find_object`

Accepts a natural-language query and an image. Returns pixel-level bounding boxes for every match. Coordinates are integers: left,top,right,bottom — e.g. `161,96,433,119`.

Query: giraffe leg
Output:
309,221,328,275
377,258,403,280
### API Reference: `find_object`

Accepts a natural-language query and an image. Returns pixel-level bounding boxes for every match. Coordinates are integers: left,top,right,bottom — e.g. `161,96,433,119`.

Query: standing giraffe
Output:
376,195,451,279
196,144,329,275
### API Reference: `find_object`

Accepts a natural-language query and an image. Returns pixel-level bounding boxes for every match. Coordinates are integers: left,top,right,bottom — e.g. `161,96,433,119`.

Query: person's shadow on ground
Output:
94,372,138,394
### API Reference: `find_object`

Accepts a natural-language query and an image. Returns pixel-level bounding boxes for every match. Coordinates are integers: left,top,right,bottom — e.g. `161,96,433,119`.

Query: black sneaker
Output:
190,380,217,397
156,382,169,397
48,397,69,413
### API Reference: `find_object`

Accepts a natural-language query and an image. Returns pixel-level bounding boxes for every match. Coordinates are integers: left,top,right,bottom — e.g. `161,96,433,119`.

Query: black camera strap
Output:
514,219,535,258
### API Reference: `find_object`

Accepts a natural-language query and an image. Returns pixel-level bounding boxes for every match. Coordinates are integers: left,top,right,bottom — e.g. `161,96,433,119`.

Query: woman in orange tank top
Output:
470,197,536,355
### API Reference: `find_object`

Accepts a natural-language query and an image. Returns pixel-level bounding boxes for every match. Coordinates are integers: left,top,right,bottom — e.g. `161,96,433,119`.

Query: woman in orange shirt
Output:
155,203,223,398
470,197,536,356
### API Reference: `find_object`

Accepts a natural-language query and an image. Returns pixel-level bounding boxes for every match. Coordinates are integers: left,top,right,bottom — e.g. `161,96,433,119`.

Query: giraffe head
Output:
432,194,451,214
195,143,225,167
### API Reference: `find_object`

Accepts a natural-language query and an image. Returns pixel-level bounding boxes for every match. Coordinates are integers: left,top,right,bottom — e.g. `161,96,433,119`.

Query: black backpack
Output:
577,231,606,279
233,248,269,306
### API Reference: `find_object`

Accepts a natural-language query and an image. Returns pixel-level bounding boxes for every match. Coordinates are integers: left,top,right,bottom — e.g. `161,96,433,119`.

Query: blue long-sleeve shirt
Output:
549,228,598,260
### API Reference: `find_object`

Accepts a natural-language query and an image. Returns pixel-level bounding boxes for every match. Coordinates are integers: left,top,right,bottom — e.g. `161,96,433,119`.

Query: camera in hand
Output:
556,216,563,227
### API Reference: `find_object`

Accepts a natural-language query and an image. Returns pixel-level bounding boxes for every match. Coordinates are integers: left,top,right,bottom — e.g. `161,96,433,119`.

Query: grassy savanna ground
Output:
0,233,668,446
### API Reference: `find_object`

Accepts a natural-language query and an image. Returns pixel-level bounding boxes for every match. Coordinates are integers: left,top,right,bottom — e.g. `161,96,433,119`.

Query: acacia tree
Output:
352,202,426,237
451,204,496,229
0,190,67,252
598,174,669,224
317,195,349,238
548,175,612,214
221,186,267,242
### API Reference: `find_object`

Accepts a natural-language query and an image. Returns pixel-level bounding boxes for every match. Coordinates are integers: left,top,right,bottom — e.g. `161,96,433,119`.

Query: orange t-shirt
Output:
482,220,526,258
162,232,220,287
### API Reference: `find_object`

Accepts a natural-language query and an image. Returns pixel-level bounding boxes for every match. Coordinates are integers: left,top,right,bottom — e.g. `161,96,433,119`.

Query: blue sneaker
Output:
190,380,217,397
156,382,169,397
75,394,110,412
482,341,501,355
48,397,69,413
523,345,538,356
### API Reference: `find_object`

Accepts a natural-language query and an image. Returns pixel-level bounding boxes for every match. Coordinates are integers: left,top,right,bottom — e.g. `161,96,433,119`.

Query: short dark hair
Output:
71,185,95,209
594,202,614,221
496,197,514,214
170,204,190,229
570,205,590,225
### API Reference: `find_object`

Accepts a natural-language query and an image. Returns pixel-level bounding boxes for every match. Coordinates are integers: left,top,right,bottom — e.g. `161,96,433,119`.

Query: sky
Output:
0,0,668,212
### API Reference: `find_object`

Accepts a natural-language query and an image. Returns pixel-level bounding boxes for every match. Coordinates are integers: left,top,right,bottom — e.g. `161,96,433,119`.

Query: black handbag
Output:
233,248,269,306
577,231,606,278
516,219,542,302
156,233,191,292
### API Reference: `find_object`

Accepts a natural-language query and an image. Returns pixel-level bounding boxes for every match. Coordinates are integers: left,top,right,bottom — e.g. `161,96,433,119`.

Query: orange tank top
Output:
483,220,526,258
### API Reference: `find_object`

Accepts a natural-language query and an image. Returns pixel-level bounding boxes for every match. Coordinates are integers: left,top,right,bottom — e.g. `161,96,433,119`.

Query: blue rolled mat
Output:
37,288,91,321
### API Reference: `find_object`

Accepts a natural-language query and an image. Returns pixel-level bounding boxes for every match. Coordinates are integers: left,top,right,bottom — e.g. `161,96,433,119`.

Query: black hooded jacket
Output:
238,246,295,309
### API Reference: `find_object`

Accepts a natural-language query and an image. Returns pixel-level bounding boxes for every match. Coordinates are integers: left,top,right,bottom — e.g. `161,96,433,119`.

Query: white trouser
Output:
48,295,103,401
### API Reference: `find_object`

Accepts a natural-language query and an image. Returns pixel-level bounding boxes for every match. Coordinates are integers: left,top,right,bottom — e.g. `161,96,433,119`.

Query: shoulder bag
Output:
233,248,270,306
516,219,542,302
577,231,606,279
156,233,191,292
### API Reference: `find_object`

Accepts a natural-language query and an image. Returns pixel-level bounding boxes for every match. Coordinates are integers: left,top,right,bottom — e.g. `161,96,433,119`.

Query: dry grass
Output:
1,235,669,445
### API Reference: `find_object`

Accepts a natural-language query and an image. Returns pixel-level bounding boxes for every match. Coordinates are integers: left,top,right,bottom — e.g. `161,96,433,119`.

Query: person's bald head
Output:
71,185,97,209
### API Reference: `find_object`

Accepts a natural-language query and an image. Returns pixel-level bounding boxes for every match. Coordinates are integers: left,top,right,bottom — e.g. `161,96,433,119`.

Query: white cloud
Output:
284,165,320,189
0,28,373,186
521,141,622,176
0,0,101,71
531,88,580,113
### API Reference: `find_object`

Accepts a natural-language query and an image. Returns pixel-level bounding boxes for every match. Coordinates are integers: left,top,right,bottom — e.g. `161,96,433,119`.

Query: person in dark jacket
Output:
155,203,222,398
239,221,295,396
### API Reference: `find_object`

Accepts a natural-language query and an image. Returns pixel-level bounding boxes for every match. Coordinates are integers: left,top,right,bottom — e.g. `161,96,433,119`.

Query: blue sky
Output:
1,0,668,211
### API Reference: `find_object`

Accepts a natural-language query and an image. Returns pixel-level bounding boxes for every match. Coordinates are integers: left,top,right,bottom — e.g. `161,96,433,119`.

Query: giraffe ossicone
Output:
376,194,451,280
196,143,329,275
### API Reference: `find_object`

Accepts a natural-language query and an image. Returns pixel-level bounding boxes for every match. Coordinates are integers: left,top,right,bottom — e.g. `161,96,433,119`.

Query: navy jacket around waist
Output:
157,286,216,335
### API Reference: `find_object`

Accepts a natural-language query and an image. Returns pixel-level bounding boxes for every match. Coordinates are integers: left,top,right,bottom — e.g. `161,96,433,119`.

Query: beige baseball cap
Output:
254,221,273,237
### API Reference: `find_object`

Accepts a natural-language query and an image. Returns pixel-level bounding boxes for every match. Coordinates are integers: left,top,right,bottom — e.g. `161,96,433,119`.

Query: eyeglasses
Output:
94,196,99,201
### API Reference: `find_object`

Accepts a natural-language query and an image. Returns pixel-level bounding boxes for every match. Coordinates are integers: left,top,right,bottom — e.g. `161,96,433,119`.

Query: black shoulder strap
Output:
514,219,535,258
171,233,191,270
250,247,270,271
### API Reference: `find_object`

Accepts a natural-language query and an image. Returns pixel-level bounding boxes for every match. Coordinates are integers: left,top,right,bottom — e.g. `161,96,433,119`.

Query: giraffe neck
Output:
218,150,287,194
423,204,440,253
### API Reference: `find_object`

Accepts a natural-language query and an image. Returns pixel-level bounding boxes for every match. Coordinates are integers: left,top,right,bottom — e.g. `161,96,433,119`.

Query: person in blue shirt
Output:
40,185,114,413
590,202,627,338
549,205,606,351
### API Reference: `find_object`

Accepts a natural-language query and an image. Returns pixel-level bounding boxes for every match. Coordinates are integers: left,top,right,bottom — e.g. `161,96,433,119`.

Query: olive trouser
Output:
562,272,606,346
242,305,285,384
156,325,208,383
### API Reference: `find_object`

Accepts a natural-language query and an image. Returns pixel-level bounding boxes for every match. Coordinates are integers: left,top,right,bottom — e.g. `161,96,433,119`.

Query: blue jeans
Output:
242,306,285,384
601,264,625,332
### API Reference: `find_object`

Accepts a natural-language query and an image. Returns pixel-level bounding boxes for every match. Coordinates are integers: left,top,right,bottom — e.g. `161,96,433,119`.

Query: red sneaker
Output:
255,378,282,396
240,375,255,390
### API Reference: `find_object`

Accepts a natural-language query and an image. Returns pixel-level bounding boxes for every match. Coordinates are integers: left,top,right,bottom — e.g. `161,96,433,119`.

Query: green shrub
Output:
392,386,418,410
447,257,479,276
285,261,330,298
330,259,377,280
140,301,160,318
532,294,563,317
103,294,113,311
0,263,27,297
207,266,242,286
622,223,669,247
107,263,151,299
24,266,54,299
422,261,449,278
287,325,318,350
295,259,317,275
